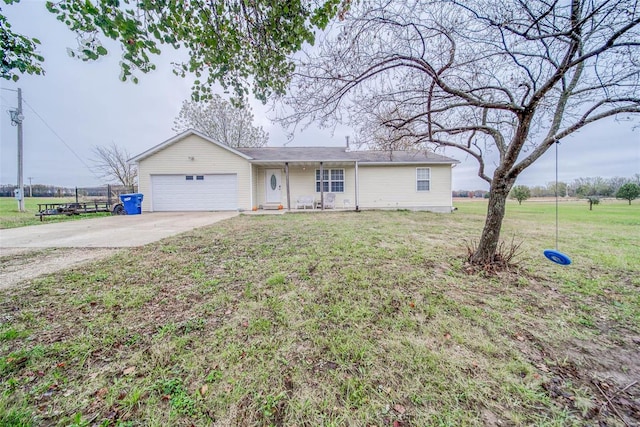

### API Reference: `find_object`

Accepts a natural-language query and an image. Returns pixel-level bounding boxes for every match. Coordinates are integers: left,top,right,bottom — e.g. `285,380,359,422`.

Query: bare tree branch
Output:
173,95,269,148
92,143,137,187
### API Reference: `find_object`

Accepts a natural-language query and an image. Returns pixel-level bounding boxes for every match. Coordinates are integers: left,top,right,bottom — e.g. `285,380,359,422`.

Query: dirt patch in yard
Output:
440,265,640,426
0,248,119,290
528,324,640,425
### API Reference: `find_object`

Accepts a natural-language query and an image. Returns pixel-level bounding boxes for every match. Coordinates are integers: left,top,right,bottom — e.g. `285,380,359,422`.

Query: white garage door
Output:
151,174,237,211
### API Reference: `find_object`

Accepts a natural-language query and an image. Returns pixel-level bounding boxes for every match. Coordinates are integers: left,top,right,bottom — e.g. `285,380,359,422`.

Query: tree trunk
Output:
470,177,514,265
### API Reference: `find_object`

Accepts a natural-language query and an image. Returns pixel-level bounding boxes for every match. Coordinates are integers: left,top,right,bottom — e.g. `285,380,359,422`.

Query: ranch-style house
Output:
130,130,459,213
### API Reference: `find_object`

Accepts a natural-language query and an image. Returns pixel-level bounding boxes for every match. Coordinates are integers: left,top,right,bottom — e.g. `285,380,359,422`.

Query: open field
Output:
1,201,639,426
0,198,112,229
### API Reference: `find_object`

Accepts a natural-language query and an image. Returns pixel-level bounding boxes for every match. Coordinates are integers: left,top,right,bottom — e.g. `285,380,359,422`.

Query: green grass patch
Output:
0,197,111,229
1,204,639,425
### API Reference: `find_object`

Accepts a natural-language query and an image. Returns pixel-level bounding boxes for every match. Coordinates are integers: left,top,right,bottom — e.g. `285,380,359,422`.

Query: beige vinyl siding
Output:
287,166,318,203
255,165,357,209
137,134,251,211
358,164,453,211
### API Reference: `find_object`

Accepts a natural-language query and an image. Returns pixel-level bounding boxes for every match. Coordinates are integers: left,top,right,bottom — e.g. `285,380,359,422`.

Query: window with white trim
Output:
416,168,430,191
315,168,345,193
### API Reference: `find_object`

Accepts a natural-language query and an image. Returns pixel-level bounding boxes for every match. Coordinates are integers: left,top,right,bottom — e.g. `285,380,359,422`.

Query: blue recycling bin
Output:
119,193,144,215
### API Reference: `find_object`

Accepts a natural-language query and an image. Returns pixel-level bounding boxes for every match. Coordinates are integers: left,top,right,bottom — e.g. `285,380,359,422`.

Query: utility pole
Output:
17,88,25,212
28,177,33,197
8,88,25,211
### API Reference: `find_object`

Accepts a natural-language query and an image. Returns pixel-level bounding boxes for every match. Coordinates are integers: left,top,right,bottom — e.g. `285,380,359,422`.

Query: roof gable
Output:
130,129,253,162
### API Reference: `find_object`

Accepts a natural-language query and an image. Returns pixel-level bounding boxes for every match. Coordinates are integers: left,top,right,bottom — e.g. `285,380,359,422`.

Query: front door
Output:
265,169,282,204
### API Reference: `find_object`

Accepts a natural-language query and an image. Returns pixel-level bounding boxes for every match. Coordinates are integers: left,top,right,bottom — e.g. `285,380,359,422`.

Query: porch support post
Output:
354,161,359,211
249,163,253,210
285,162,291,211
320,161,324,211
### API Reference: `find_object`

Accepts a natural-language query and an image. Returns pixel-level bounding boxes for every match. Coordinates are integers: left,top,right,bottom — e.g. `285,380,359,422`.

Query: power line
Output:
1,95,15,110
22,98,101,179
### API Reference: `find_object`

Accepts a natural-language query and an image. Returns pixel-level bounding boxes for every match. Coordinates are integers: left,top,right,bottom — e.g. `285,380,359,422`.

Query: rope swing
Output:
543,141,572,265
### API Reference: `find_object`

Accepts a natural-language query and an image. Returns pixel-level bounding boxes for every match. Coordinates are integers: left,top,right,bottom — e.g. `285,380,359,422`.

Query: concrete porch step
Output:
262,204,282,210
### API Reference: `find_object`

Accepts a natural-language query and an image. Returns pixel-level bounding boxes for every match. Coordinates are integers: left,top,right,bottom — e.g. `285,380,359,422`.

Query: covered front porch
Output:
250,161,360,212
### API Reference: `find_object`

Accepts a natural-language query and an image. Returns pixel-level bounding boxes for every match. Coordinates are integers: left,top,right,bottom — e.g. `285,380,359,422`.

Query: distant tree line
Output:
0,184,136,198
0,184,74,197
507,175,640,206
569,175,639,198
452,190,489,198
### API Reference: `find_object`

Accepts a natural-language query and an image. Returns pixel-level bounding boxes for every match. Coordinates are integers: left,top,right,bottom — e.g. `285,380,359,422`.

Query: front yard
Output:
1,203,639,426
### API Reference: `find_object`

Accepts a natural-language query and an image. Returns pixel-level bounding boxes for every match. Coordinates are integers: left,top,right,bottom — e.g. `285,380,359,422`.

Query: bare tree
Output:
280,0,640,265
573,177,613,197
92,143,137,188
173,95,269,148
607,176,632,194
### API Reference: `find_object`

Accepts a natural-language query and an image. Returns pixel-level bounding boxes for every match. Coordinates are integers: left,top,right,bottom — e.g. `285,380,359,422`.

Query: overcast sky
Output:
1,1,639,191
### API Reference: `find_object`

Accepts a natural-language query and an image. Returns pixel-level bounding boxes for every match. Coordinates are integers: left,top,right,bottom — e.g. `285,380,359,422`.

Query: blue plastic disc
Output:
543,249,572,265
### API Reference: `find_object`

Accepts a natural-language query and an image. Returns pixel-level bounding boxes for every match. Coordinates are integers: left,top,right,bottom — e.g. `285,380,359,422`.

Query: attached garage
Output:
151,174,238,211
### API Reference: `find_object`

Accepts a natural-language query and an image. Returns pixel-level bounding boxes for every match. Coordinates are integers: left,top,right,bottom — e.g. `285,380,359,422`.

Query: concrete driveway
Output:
0,212,239,290
0,211,239,250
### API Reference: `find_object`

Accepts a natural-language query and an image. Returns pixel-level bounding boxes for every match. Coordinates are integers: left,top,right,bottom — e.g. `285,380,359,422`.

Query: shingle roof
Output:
130,130,459,164
237,146,459,164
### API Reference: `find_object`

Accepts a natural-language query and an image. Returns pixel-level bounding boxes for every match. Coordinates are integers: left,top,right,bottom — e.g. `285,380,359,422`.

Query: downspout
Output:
355,161,359,211
285,162,291,211
320,161,324,211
